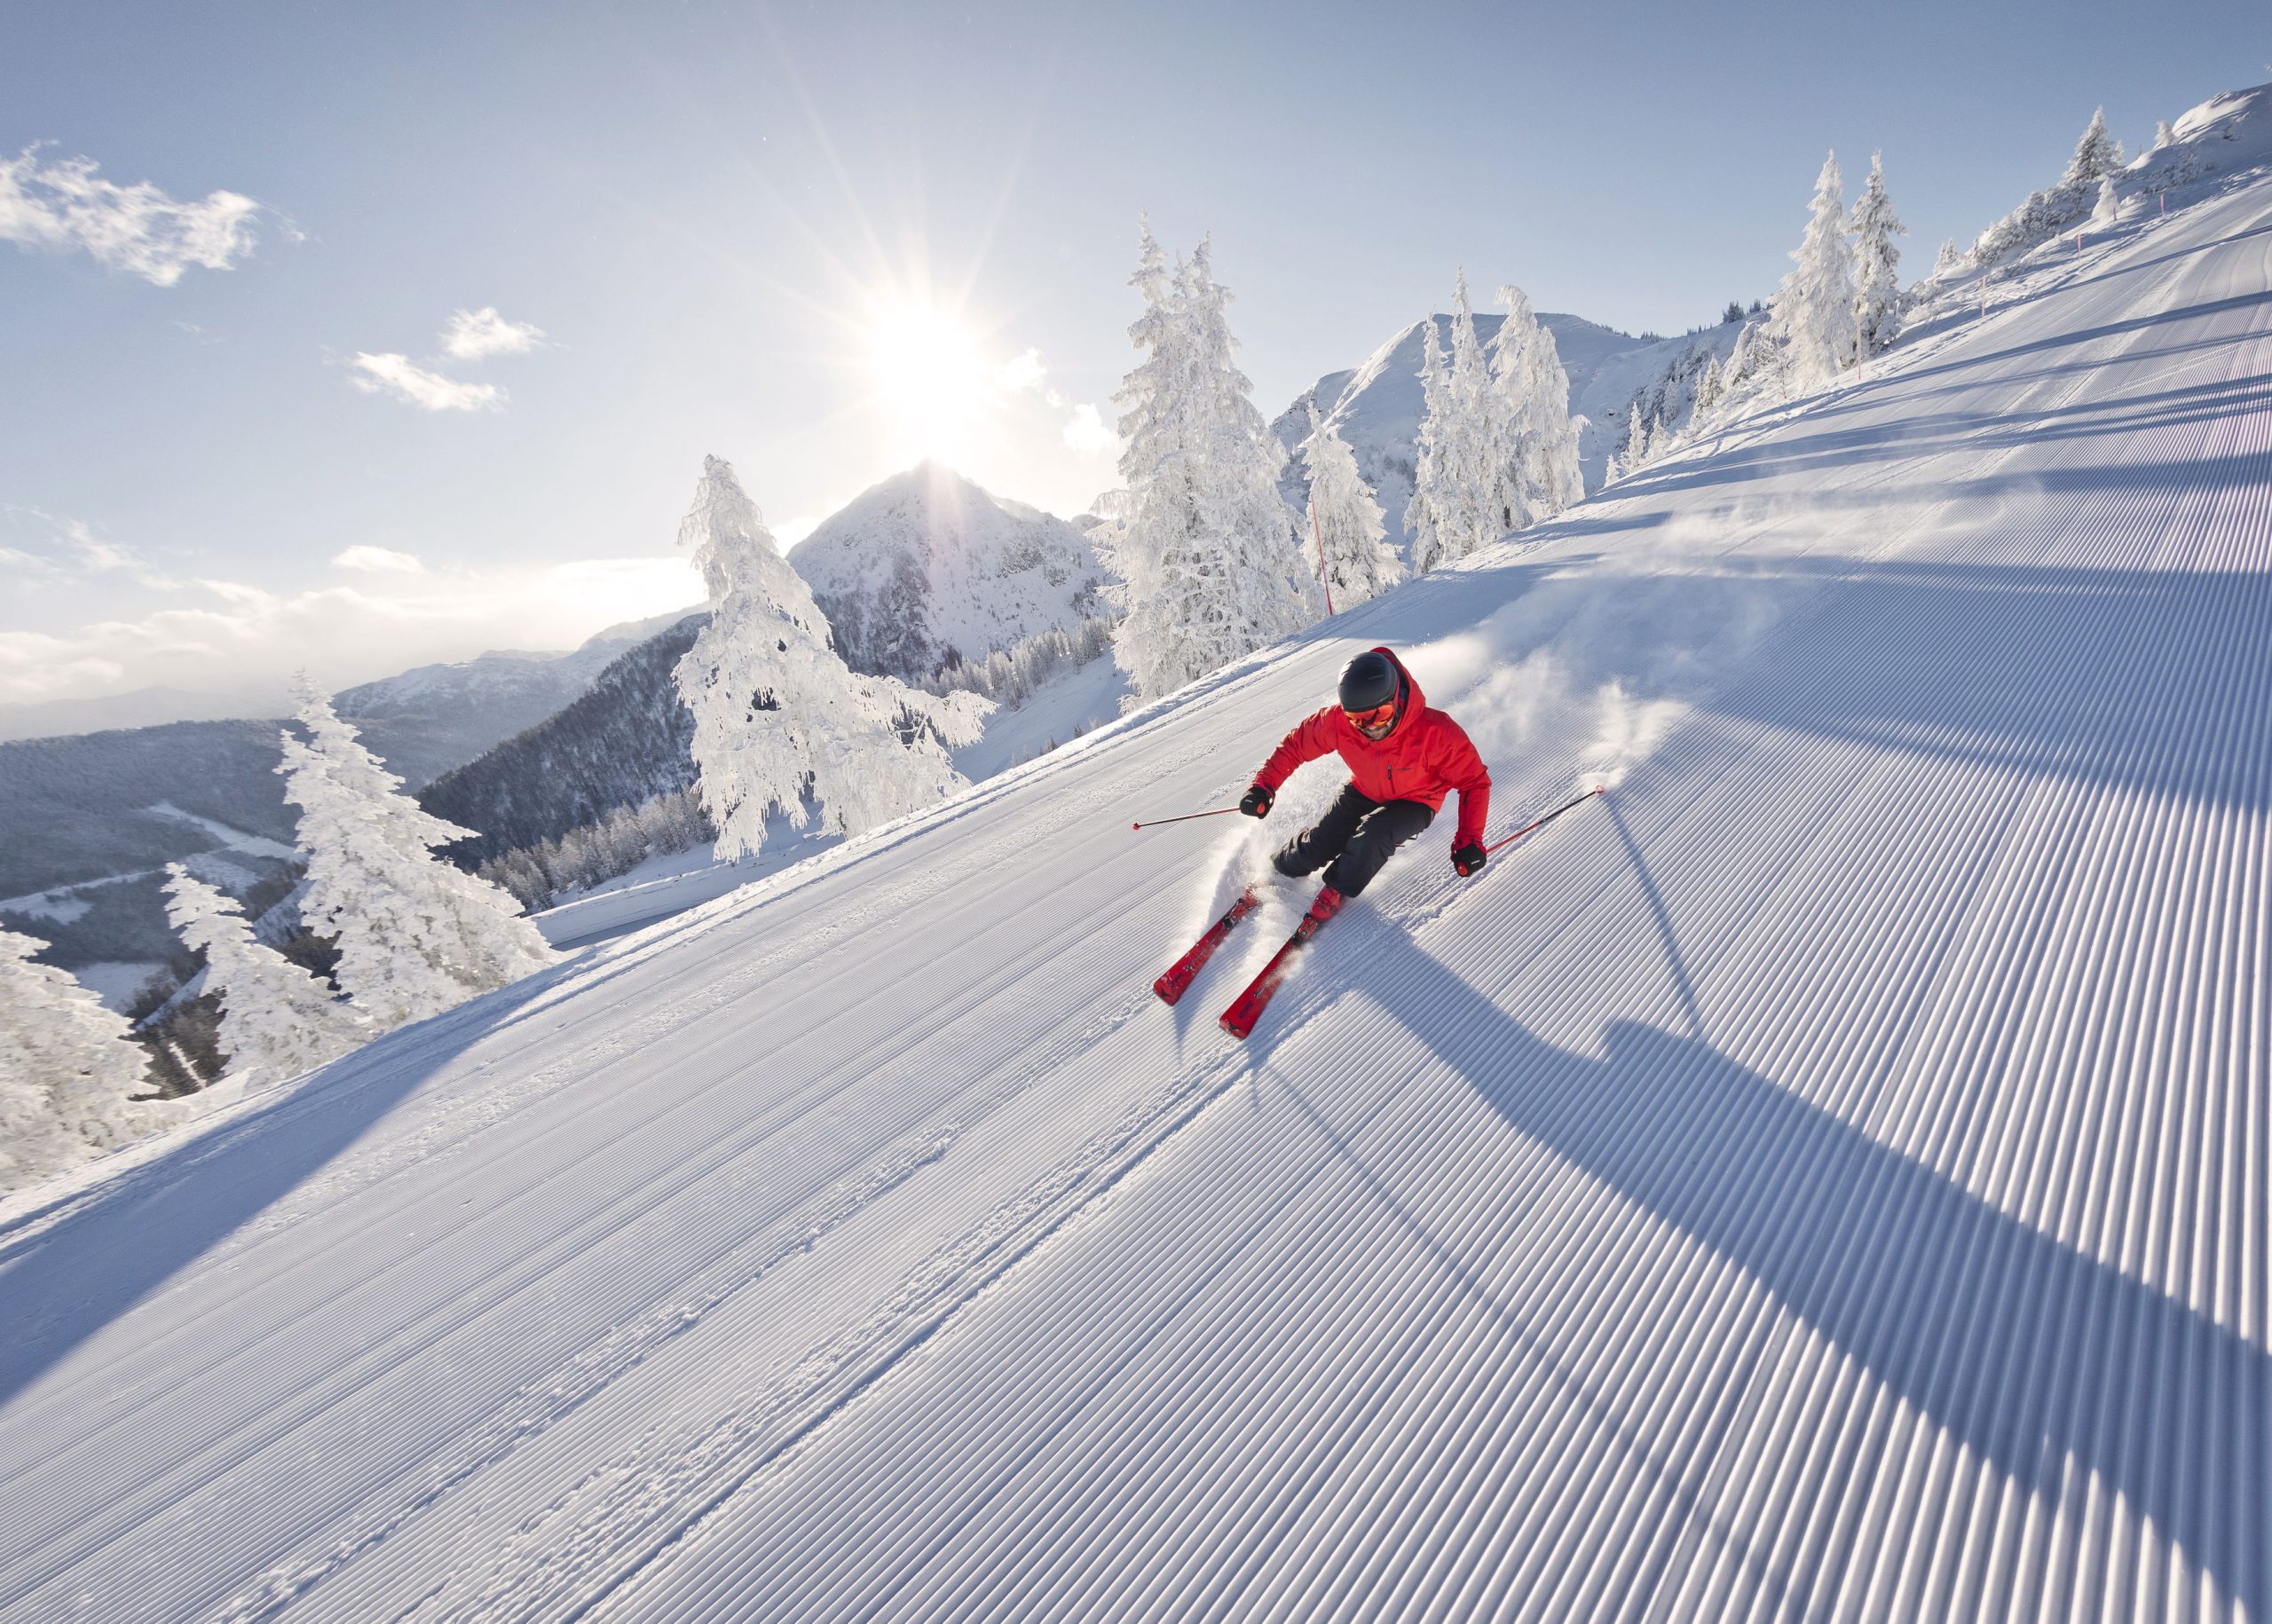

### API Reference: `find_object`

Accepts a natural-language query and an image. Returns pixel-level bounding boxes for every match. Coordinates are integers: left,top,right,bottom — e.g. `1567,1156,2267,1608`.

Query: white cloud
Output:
350,352,504,413
0,556,705,709
441,306,546,359
0,143,260,286
995,348,1045,392
1062,403,1115,455
992,347,1069,409
332,544,425,574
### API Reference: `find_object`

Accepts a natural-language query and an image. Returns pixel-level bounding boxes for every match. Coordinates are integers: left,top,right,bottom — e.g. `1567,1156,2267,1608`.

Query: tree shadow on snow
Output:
0,964,584,1412
1345,926,2268,1616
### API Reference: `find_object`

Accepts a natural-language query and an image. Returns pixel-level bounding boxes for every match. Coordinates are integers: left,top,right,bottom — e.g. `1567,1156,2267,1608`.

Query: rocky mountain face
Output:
1270,311,1720,557
790,461,1108,682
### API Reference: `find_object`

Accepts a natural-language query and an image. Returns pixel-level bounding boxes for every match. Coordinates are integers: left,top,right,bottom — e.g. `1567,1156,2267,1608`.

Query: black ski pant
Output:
1272,783,1433,898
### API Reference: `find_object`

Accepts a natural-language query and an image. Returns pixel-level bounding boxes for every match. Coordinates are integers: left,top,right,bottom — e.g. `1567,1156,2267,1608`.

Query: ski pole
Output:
1132,806,1242,832
1483,786,1604,855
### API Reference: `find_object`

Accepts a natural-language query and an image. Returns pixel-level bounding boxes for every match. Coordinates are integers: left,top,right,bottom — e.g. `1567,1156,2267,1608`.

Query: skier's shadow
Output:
1350,927,2268,1616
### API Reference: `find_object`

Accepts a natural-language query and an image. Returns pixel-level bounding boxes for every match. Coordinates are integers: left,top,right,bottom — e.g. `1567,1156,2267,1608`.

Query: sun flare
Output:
866,298,992,464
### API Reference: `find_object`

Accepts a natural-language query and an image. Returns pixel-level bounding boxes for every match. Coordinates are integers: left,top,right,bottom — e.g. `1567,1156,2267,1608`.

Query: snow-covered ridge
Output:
789,461,1107,682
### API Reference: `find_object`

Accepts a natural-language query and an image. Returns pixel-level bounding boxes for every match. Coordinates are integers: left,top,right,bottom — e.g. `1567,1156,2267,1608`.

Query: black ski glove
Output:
1452,841,1487,878
1240,784,1274,818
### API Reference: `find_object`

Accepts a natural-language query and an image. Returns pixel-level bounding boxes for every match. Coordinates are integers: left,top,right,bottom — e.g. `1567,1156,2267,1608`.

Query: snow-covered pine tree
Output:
280,683,556,1031
2061,107,2125,196
1622,398,1649,471
1489,284,1585,524
0,924,164,1192
1766,151,1859,391
1405,318,1458,572
2153,118,2177,150
675,455,989,853
1180,237,1320,620
1300,403,1401,611
162,864,367,1084
1441,271,1496,553
1933,238,1963,279
1850,153,1908,356
1104,223,1314,698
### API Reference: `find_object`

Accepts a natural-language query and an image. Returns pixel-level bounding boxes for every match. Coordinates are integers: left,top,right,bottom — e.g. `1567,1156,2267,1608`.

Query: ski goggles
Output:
1343,699,1397,736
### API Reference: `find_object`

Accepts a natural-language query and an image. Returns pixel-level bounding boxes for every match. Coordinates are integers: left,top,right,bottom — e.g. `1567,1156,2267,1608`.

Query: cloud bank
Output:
0,556,703,710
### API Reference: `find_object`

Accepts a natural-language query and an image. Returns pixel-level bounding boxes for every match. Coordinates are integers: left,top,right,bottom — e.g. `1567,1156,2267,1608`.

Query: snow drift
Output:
3,113,2269,1623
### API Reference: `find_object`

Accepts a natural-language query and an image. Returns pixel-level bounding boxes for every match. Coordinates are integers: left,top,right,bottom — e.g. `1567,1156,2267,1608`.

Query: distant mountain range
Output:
333,608,696,789
0,611,698,975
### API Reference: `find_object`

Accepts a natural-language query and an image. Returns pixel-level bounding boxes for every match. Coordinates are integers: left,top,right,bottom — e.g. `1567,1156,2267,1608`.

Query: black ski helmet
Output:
1338,650,1400,713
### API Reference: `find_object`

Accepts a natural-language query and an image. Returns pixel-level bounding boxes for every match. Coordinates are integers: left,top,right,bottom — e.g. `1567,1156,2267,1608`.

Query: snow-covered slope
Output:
789,461,1108,682
5,149,2271,1623
1273,312,1712,552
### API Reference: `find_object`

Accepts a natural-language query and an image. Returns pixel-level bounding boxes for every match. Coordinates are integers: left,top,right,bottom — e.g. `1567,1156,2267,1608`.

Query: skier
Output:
1238,647,1492,927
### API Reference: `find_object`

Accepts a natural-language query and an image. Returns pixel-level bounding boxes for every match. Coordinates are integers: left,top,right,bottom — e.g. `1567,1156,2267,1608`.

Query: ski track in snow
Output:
2,167,2270,1622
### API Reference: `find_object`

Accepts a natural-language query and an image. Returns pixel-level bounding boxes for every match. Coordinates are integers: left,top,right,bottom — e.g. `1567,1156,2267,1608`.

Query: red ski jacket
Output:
1254,647,1492,849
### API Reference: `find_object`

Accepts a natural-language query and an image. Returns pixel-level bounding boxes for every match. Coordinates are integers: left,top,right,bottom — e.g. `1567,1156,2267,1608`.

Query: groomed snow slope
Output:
4,171,2269,1622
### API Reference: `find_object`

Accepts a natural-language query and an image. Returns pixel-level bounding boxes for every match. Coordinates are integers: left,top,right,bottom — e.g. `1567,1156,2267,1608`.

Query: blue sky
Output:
2,0,2262,720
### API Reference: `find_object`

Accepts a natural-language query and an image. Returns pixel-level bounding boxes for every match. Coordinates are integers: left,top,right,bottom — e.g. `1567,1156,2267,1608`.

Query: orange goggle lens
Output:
1344,701,1396,731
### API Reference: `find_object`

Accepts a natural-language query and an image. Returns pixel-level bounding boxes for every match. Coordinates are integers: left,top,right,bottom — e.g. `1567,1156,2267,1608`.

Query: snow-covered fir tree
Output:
1972,107,2130,266
0,924,163,1192
1299,404,1401,610
1105,224,1316,697
2061,107,2125,194
1713,316,1784,414
1488,284,1585,525
1933,238,1963,279
1622,398,1648,470
1766,152,1859,391
162,863,367,1083
674,455,990,854
1440,271,1496,551
280,683,556,1031
2153,118,2177,150
1850,153,1907,356
1405,319,1459,572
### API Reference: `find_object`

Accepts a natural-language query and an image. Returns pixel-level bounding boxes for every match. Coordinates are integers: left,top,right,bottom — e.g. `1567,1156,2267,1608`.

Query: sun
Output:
865,297,992,466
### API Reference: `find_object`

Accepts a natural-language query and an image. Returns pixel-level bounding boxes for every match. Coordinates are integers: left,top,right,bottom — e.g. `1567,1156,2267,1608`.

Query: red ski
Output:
1219,887,1344,1040
1154,888,1261,1005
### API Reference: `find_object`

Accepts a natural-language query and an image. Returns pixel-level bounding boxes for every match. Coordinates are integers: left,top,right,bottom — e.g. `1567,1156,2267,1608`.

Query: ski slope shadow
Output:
0,969,576,1411
1708,557,2272,817
1359,932,2269,1617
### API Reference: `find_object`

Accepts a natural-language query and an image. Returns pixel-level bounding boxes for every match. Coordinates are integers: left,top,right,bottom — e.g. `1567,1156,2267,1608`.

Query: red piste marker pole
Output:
1311,495,1336,619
